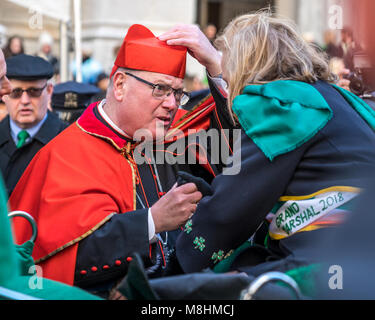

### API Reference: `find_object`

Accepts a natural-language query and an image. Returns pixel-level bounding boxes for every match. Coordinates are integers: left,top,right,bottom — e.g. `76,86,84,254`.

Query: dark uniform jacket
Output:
0,111,67,196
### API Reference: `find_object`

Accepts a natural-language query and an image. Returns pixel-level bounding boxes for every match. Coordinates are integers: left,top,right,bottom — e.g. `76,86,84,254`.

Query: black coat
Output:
0,111,67,196
176,81,375,274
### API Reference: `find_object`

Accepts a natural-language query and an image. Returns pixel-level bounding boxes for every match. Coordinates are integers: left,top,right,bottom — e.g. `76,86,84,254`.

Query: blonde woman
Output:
161,12,375,277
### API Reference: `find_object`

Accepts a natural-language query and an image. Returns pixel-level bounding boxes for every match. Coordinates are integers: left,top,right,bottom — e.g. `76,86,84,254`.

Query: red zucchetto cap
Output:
110,24,187,79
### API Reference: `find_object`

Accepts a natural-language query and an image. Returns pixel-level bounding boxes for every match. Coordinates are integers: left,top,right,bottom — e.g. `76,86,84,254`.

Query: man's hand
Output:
158,24,222,77
337,68,351,91
151,182,202,233
108,289,127,300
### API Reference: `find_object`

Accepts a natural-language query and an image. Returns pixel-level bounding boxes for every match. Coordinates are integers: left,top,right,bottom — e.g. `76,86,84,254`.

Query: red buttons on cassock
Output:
80,270,87,275
91,266,98,272
126,257,133,262
115,260,121,266
103,265,110,270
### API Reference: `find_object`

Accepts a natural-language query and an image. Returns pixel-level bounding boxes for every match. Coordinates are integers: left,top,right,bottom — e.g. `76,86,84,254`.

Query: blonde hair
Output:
215,10,337,123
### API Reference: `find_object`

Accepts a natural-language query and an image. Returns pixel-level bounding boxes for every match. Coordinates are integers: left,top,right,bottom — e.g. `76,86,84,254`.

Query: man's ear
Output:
112,71,127,101
46,82,54,96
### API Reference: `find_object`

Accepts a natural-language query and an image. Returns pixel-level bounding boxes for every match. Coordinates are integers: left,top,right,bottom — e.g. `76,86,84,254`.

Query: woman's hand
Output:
159,24,222,77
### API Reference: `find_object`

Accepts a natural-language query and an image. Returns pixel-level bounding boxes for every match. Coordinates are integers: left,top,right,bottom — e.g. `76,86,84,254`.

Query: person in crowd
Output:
184,74,205,92
323,29,343,59
0,54,67,196
9,24,228,298
161,12,375,277
340,27,361,71
113,44,121,59
204,23,218,46
3,35,24,59
51,81,100,125
329,57,351,91
92,72,110,101
71,47,103,85
36,32,59,76
182,74,210,110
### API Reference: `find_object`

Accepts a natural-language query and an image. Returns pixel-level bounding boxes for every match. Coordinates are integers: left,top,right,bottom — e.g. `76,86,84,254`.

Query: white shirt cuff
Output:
207,72,228,98
148,208,157,242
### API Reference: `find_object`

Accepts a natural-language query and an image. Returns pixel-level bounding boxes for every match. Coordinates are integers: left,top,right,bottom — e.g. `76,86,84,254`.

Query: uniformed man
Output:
0,54,67,196
51,80,100,124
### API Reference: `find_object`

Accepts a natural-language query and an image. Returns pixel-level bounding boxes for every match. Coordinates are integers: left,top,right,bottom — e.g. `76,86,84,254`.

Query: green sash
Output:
232,80,375,161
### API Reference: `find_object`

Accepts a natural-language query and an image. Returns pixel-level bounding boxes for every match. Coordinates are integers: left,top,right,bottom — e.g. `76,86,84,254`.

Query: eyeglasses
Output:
9,84,47,99
125,72,190,106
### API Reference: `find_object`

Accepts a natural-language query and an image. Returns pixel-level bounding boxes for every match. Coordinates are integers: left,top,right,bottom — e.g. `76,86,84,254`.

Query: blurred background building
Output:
0,0,371,89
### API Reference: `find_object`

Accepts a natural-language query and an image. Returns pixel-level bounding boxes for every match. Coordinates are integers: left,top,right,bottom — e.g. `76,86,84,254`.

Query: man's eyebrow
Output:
154,79,172,86
155,81,184,91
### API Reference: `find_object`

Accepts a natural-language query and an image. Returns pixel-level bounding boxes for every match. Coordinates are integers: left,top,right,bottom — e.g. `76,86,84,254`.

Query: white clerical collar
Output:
97,99,131,138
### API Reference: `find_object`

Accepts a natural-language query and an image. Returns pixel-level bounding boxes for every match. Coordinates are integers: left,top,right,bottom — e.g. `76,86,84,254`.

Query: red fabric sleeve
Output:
9,124,135,284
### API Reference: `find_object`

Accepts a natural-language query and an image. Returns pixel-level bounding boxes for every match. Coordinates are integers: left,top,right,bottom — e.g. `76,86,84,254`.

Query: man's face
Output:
0,50,12,100
0,102,7,121
2,79,52,129
114,70,183,140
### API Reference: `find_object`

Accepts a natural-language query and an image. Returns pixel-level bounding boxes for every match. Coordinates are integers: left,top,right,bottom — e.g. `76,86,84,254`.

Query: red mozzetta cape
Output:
9,97,215,285
9,103,137,284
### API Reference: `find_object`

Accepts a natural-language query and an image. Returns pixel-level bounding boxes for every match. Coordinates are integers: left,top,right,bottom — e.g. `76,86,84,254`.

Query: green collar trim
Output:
331,84,375,131
232,80,332,161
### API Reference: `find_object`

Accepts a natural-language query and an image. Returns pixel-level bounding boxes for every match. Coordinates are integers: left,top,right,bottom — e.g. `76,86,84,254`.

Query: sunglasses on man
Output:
8,84,47,99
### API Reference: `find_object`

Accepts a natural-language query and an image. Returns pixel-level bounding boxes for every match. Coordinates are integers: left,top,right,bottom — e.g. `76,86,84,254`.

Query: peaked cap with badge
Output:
51,81,100,124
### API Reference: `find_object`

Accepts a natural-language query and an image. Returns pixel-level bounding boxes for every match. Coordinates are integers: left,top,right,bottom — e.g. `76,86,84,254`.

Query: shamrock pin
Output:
211,250,225,263
193,236,206,252
184,219,192,234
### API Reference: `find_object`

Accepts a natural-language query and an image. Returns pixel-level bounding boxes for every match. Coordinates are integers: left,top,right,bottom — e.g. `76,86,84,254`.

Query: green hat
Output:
0,175,101,300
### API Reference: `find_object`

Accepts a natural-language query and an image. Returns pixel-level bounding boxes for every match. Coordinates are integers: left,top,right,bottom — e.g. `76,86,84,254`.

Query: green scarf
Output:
332,84,375,129
232,80,375,161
